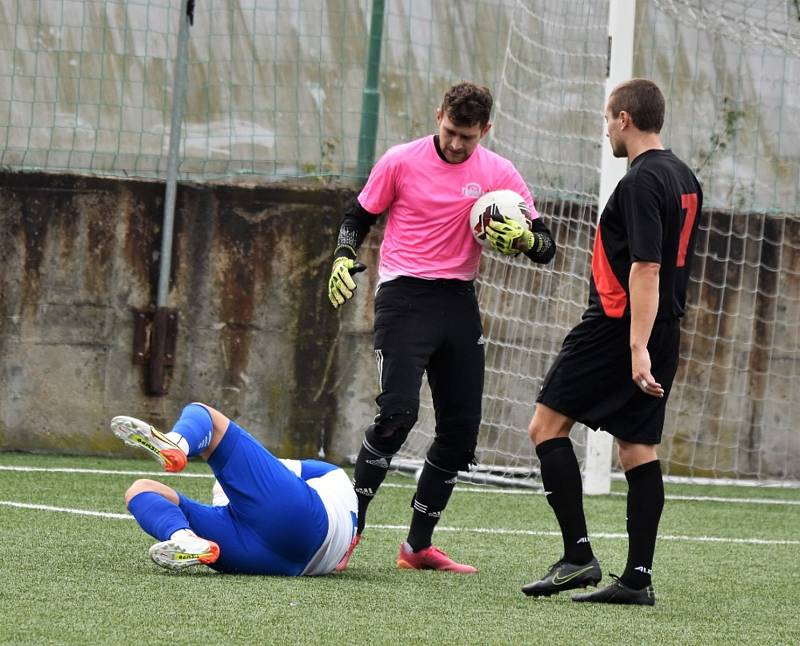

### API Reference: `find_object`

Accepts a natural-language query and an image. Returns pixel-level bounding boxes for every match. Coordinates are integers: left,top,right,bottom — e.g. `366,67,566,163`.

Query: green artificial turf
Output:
1,453,798,645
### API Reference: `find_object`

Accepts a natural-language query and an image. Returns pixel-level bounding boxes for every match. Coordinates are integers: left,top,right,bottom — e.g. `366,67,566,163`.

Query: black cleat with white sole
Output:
522,557,602,597
571,574,655,606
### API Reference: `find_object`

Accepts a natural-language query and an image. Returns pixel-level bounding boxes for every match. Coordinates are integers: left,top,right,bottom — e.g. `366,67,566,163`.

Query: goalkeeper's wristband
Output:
516,230,535,253
334,244,357,260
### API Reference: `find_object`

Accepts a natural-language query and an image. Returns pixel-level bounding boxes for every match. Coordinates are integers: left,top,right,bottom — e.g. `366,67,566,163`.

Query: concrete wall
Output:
0,171,379,462
2,172,797,479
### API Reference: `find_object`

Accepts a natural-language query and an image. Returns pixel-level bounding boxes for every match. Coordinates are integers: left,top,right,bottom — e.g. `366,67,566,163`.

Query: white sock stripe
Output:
361,439,393,460
412,499,428,513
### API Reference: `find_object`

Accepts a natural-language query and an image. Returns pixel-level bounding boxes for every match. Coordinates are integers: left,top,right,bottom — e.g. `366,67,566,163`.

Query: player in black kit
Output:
521,79,703,605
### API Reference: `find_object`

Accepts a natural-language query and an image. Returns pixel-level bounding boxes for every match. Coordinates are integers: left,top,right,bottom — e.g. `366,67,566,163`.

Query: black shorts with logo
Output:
536,314,680,444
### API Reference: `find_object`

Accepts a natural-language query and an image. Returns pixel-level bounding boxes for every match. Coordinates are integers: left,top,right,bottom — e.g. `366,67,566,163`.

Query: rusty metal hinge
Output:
132,307,178,395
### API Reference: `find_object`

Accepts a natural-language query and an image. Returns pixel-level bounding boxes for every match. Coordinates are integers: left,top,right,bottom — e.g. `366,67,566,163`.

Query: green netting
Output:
0,0,514,181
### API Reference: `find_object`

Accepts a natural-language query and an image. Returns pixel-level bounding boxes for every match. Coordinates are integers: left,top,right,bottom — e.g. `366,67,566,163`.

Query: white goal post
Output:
583,0,637,495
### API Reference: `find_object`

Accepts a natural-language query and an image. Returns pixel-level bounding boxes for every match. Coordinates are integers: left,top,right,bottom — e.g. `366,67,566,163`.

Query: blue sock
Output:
170,403,213,457
127,491,189,541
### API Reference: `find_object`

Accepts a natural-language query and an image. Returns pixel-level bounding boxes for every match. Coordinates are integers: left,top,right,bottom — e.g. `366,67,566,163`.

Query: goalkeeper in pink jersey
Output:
328,81,556,573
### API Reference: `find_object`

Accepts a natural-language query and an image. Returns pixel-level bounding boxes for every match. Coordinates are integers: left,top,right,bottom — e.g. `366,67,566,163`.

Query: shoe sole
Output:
110,415,186,473
335,537,360,572
396,558,478,574
148,539,220,570
396,558,416,570
571,593,655,606
523,577,602,597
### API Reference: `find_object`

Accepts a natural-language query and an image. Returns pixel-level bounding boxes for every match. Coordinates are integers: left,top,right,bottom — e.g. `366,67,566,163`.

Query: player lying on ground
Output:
110,403,357,575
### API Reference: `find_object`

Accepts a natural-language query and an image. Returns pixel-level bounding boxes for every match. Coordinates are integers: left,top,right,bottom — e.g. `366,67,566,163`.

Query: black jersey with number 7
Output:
588,148,703,320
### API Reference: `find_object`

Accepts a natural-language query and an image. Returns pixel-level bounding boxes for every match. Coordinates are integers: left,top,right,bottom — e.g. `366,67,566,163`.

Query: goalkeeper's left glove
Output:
485,215,535,256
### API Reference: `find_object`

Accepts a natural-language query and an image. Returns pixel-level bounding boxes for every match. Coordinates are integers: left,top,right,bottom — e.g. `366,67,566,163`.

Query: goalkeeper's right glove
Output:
328,257,366,308
328,256,355,308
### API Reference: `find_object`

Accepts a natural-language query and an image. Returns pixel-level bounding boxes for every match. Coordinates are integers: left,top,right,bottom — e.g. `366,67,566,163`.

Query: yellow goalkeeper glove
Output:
328,257,366,308
485,216,534,255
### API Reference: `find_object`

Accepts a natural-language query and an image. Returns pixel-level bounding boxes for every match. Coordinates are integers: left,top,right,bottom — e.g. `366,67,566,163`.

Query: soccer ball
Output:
469,189,531,248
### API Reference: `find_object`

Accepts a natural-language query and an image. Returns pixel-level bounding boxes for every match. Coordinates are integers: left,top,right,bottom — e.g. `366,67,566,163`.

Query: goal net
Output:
397,0,800,487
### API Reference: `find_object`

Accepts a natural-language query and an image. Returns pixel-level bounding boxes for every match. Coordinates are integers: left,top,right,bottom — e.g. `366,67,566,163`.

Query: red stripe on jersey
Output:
677,192,699,267
591,227,627,318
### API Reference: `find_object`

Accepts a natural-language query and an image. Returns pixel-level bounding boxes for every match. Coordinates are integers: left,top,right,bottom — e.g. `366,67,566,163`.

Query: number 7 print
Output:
677,193,698,267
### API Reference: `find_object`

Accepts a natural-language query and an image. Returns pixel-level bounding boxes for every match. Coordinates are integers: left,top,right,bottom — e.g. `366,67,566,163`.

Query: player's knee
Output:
529,404,573,446
366,397,419,454
617,441,658,472
427,425,478,472
124,478,159,506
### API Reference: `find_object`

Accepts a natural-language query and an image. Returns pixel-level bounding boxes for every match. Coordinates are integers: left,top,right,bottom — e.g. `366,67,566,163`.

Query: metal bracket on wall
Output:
132,307,179,395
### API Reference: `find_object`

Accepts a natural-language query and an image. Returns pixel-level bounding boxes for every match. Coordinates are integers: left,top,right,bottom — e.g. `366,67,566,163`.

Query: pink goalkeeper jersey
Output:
357,135,538,281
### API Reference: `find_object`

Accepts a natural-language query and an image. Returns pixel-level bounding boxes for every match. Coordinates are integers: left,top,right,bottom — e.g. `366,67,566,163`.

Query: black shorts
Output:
536,315,680,444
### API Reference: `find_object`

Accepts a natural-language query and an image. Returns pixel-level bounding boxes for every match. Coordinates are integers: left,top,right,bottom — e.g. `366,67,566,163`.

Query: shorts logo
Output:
476,335,486,345
462,182,483,198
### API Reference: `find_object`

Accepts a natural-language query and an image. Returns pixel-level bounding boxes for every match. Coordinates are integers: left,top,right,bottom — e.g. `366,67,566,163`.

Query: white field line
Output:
2,464,800,507
0,501,131,519
0,500,798,546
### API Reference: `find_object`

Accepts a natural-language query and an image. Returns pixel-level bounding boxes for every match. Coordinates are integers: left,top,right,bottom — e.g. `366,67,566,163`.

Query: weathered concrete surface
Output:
0,171,380,462
1,173,797,479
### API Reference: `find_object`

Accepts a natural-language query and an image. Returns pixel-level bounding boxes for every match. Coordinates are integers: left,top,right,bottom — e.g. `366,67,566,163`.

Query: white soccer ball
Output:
469,189,531,248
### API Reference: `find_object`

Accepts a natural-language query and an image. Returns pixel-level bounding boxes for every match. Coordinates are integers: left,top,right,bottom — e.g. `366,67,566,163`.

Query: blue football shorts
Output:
177,420,356,575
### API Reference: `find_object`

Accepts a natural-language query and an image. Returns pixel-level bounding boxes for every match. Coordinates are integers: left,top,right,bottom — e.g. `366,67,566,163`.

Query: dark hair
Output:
608,78,665,133
441,82,493,128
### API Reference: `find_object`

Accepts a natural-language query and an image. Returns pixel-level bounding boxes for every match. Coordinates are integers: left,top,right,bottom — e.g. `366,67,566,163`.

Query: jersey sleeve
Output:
357,148,399,215
501,162,539,220
621,171,663,264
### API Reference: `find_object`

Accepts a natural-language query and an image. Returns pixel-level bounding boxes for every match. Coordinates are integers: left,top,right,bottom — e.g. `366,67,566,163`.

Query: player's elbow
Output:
631,260,660,274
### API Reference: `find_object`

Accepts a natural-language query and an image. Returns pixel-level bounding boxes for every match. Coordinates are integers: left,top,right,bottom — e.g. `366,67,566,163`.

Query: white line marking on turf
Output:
367,524,800,546
2,464,799,506
0,500,130,519
1,500,798,546
0,465,212,478
379,483,800,506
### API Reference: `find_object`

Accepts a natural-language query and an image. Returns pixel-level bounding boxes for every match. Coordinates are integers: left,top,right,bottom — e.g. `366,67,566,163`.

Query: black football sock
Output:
621,459,664,590
406,461,458,552
352,441,393,534
536,437,594,565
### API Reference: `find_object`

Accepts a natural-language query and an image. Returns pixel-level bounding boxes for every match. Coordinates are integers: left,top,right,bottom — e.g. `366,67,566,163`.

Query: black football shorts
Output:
536,315,680,444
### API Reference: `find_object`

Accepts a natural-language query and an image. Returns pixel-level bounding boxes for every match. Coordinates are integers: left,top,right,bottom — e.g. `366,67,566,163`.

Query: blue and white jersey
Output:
281,460,358,576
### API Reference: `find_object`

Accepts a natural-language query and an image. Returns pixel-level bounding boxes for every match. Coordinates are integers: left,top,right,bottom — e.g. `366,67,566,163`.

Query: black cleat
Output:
522,557,602,597
572,574,655,606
